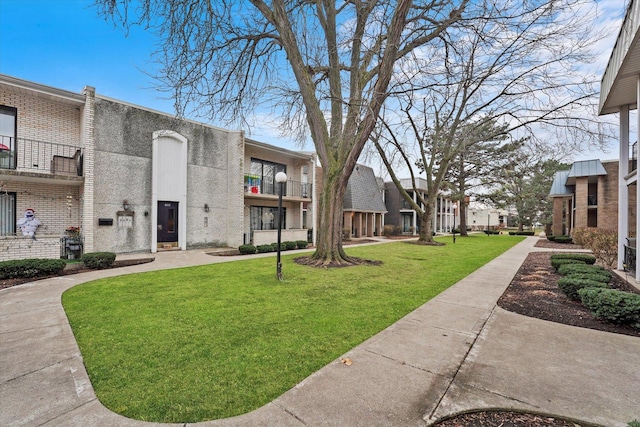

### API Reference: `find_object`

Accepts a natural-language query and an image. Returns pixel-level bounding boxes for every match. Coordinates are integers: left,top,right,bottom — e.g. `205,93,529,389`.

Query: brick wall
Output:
574,177,589,229
0,90,81,145
552,197,565,236
1,181,81,238
598,161,619,230
0,236,61,261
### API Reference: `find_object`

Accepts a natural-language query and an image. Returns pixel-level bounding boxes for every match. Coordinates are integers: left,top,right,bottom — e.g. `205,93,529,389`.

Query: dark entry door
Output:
157,201,178,243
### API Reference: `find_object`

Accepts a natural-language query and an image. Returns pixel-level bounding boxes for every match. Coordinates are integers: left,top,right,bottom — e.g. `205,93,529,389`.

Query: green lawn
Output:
62,235,523,423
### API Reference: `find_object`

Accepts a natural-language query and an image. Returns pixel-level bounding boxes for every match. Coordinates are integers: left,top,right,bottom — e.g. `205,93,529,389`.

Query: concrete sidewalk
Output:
1,238,638,426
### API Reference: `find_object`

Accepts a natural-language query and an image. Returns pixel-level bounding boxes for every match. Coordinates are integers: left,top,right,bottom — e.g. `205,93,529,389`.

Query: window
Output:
249,158,286,195
0,192,16,236
250,206,286,231
0,106,17,169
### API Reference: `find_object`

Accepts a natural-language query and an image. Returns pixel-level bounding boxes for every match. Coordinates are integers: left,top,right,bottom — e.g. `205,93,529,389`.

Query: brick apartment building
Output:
549,159,635,237
0,74,316,261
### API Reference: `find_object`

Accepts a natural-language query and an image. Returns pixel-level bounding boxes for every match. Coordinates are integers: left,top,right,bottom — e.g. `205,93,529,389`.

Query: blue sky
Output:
0,0,630,166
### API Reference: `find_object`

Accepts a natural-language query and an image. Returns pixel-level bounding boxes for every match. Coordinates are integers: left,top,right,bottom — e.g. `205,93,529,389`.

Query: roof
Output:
599,0,640,115
549,170,572,197
343,164,387,213
549,159,609,197
567,159,608,178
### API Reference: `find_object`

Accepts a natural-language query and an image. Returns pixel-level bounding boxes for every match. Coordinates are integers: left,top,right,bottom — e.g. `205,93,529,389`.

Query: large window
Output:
248,158,286,195
250,206,286,231
0,192,16,236
0,106,17,169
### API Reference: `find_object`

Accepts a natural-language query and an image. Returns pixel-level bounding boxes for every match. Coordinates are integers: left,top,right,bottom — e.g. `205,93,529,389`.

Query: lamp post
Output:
275,171,287,280
487,213,490,236
452,203,457,244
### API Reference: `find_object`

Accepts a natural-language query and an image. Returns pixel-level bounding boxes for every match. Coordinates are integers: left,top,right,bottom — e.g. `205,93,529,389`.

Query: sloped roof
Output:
549,170,572,197
566,159,607,185
343,164,387,213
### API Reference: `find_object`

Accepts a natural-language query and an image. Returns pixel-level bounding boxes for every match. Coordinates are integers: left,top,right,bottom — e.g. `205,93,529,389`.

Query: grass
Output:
62,235,524,423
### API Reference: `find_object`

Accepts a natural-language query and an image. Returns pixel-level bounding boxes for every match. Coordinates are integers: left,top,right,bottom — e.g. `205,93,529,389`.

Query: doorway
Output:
157,201,178,248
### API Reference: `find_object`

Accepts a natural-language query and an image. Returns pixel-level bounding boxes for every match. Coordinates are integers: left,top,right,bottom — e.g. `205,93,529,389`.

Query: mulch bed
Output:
534,239,584,250
433,410,588,427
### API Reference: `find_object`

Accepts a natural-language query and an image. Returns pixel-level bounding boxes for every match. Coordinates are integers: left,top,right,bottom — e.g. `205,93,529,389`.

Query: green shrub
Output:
484,229,499,235
295,240,308,249
509,231,534,236
551,258,585,271
283,241,297,250
553,236,573,244
547,235,556,241
578,288,640,327
82,252,116,269
0,258,67,279
564,272,611,284
557,263,610,278
557,277,609,300
238,244,257,255
256,244,274,253
550,253,596,265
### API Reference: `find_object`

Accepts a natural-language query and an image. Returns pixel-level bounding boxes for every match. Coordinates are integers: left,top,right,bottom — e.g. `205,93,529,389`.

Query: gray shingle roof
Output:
567,159,607,178
344,164,388,213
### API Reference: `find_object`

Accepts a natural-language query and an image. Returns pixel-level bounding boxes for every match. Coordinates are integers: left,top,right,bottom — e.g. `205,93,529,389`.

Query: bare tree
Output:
372,0,615,243
95,0,467,265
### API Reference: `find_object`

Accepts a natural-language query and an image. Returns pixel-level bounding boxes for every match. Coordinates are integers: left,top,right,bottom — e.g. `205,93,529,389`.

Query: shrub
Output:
238,244,257,255
257,244,274,253
0,258,67,279
557,263,611,278
578,288,640,327
284,241,297,250
553,236,573,244
557,276,609,300
550,253,596,265
571,227,617,268
484,229,499,235
564,272,611,284
509,231,535,236
82,252,116,269
547,235,556,241
383,225,396,236
551,258,586,271
295,240,308,249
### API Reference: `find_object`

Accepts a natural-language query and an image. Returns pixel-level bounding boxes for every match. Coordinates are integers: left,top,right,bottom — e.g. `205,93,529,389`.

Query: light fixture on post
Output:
275,171,287,281
452,203,457,244
204,203,210,212
122,199,130,211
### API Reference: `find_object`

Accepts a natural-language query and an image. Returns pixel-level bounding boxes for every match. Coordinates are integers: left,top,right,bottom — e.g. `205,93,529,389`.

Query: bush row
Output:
0,251,117,279
547,235,573,244
0,258,67,279
238,241,308,255
578,288,640,327
508,231,535,236
550,253,596,264
554,258,639,327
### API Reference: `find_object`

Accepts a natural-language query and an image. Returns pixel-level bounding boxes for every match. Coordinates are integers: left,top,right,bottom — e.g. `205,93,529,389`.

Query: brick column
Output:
573,177,588,229
81,86,95,253
552,197,564,236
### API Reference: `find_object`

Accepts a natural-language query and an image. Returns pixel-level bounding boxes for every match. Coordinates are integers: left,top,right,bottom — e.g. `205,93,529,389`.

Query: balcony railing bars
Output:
0,136,83,176
245,176,312,199
587,194,597,206
631,141,637,173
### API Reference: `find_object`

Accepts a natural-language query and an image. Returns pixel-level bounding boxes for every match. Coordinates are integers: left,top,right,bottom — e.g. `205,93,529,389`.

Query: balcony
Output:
0,136,83,180
587,194,597,206
244,175,312,200
631,141,637,173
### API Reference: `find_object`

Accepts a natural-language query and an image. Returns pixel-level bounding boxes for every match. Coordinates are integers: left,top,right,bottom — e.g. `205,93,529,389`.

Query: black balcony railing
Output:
631,141,637,172
244,175,312,199
0,136,83,176
587,194,597,206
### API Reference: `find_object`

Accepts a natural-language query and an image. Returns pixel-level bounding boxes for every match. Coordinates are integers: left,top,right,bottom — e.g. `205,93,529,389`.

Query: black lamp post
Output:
487,213,490,236
452,203,457,244
275,171,287,280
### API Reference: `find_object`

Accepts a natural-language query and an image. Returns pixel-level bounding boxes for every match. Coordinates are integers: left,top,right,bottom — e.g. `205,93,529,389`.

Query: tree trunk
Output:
310,170,354,265
459,197,468,236
417,198,435,243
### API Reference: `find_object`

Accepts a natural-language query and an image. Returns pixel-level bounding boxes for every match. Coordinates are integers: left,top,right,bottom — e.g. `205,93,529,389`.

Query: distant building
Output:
342,164,387,238
548,159,623,237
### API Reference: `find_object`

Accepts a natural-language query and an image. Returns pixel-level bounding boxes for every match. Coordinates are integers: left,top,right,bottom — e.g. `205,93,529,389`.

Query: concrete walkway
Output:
1,238,638,426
